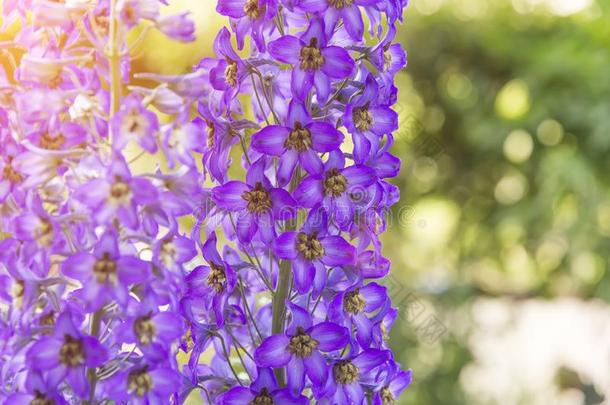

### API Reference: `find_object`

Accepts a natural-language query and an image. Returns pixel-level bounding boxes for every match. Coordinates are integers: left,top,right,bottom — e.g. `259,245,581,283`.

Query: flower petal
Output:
369,106,398,135
352,349,390,372
321,46,355,79
342,165,376,187
213,181,249,210
360,282,388,312
291,68,314,101
293,176,323,208
220,387,255,404
254,334,291,367
268,35,302,64
304,350,328,387
293,258,315,294
27,337,61,369
277,149,299,186
62,253,95,281
270,188,297,221
251,125,290,156
236,211,257,243
216,0,246,18
117,256,150,285
320,236,356,266
309,322,348,351
273,231,298,259
299,149,324,176
309,122,343,152
341,5,364,40
286,356,305,395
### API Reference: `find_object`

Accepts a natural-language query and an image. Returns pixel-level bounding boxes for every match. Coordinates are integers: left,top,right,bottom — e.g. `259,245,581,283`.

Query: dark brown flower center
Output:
3,158,23,184
207,261,227,293
250,388,274,405
343,289,366,314
134,314,156,345
225,59,238,87
123,107,148,135
296,232,325,261
328,0,353,8
352,106,373,131
243,0,263,19
30,391,55,405
242,182,272,214
299,38,325,71
94,14,109,35
285,122,312,152
39,311,56,327
288,327,319,358
40,132,65,150
93,252,118,284
35,219,53,246
333,360,360,385
381,386,395,404
383,51,392,71
323,169,348,197
127,368,153,397
59,334,85,367
110,179,131,204
206,119,215,148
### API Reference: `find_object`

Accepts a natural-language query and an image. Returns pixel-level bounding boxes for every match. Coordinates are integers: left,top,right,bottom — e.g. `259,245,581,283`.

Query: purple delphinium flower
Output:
255,304,349,394
73,155,158,230
373,367,413,405
182,232,237,326
344,75,399,163
293,150,377,229
220,368,308,404
297,0,380,41
268,18,355,102
26,312,108,398
317,349,391,403
115,298,184,361
213,159,297,244
61,230,151,311
156,12,197,42
209,28,248,109
273,207,356,294
251,100,343,185
216,0,277,51
4,370,68,404
329,282,389,347
111,94,159,153
103,362,182,403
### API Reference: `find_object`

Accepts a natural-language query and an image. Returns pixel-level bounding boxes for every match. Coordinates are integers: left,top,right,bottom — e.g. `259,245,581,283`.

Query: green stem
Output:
270,171,300,385
108,0,121,131
86,309,103,404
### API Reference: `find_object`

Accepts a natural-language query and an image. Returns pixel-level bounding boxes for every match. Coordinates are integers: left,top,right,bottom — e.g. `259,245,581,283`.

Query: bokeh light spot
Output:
503,129,534,163
495,79,530,120
536,119,564,146
494,172,528,205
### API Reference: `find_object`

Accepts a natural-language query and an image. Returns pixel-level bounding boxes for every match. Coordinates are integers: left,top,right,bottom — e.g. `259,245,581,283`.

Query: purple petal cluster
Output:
0,0,410,402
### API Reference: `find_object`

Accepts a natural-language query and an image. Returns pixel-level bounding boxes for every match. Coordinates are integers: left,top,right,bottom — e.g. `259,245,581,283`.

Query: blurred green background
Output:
138,0,610,403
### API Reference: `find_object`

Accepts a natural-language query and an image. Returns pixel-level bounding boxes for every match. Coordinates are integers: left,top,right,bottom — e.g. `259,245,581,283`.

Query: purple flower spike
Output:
1,0,410,401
